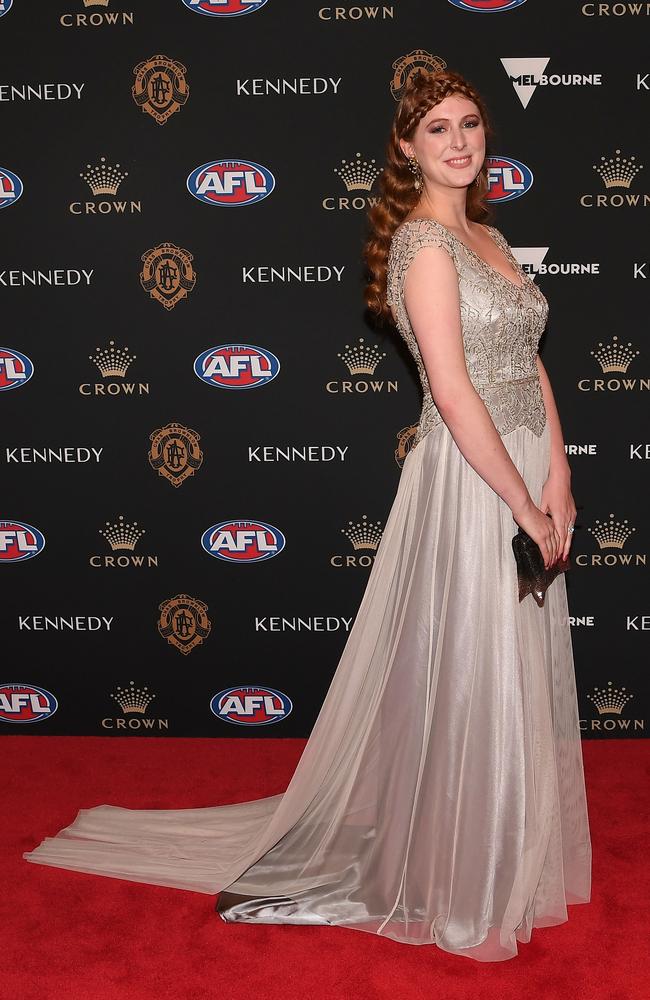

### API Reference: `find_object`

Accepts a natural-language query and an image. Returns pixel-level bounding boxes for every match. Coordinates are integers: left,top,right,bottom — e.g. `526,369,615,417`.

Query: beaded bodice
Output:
386,218,549,448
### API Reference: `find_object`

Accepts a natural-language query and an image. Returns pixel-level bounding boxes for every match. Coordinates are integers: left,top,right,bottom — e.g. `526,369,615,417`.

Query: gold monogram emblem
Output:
132,55,189,125
390,51,447,102
394,423,418,467
158,594,211,655
149,422,203,487
140,242,196,310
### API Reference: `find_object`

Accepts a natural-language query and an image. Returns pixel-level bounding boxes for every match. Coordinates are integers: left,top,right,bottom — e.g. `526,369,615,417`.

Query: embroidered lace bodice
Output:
386,218,549,448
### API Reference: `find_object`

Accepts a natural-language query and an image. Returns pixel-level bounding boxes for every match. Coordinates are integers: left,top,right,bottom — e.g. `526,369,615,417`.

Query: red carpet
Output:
3,735,648,1000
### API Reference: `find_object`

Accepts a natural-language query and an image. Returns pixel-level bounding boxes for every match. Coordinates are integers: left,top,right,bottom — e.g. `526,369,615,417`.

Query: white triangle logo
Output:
510,246,550,280
500,57,550,109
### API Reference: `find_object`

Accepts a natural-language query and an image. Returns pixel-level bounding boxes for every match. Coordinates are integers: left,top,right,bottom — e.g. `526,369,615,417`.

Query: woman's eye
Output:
429,120,479,134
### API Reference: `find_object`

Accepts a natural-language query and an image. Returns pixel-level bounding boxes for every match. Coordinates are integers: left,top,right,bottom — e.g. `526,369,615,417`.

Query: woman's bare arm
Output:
534,353,571,479
403,244,534,518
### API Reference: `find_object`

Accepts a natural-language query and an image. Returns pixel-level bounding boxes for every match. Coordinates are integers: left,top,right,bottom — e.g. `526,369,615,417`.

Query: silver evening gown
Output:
24,217,592,962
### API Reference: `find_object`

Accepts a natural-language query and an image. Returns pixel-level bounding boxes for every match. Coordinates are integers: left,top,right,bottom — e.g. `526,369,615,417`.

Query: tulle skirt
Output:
24,416,592,962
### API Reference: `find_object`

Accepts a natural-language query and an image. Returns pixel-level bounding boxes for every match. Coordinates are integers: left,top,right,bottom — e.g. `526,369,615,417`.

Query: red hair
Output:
363,68,495,326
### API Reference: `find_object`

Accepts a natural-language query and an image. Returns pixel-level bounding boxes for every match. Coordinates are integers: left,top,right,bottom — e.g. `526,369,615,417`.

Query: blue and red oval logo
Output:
201,519,285,563
0,683,58,723
210,685,292,726
0,348,34,391
486,155,533,203
0,167,23,209
447,0,527,11
187,159,275,207
181,0,269,16
0,521,46,563
194,344,280,389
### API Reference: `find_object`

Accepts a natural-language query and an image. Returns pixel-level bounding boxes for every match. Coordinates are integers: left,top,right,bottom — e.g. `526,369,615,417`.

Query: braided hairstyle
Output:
363,69,495,327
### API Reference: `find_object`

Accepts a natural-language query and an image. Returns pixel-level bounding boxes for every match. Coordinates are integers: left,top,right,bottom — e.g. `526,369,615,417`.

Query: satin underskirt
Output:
24,417,592,962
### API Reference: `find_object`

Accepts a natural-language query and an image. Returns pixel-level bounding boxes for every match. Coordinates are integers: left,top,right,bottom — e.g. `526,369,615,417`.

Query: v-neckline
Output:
401,217,527,291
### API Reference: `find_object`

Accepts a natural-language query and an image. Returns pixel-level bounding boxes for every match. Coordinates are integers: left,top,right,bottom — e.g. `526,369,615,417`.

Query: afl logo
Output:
0,1,14,19
0,521,45,563
194,344,280,390
0,167,22,209
187,159,275,207
486,155,533,203
201,520,285,563
210,686,292,726
0,684,58,724
182,0,269,15
0,348,33,391
447,0,527,10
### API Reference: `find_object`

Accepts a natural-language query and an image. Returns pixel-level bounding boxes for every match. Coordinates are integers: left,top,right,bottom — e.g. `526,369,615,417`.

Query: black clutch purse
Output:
511,518,570,607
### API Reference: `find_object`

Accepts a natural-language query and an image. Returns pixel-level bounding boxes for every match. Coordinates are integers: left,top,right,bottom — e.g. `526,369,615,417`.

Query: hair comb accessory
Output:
511,516,570,607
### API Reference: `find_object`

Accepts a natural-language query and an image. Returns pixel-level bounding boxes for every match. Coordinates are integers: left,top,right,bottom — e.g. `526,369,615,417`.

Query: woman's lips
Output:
445,155,472,168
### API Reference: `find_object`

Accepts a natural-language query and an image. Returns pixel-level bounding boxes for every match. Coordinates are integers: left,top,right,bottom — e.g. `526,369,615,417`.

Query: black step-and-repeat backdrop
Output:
1,0,647,739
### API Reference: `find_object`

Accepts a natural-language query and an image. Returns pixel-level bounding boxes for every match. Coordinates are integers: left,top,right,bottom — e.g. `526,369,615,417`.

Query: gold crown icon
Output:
99,515,146,551
80,157,128,196
587,513,636,550
84,0,109,5
110,681,155,715
333,153,382,192
89,341,136,378
586,680,633,715
590,335,640,374
337,337,387,375
341,515,384,551
592,149,643,189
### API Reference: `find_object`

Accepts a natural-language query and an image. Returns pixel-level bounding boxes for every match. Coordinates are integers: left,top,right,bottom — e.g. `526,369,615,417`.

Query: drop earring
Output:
407,155,422,191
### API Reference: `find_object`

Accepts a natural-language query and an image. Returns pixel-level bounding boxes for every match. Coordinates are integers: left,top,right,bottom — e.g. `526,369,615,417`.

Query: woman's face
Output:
399,93,486,192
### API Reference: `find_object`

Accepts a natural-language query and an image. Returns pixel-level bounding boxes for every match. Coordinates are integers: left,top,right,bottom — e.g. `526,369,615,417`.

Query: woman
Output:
24,69,592,963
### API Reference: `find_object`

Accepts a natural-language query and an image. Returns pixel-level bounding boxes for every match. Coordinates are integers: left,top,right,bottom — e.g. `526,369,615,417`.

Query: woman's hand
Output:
512,497,563,569
539,467,577,562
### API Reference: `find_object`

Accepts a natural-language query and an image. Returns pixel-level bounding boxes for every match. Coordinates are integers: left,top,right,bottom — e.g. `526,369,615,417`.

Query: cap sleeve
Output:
387,219,456,307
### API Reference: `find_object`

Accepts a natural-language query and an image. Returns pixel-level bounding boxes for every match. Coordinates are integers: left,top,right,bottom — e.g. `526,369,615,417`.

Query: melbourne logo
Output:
80,341,150,396
210,685,292,726
149,422,203,487
501,58,602,110
90,515,158,568
186,159,275,206
0,348,33,391
0,521,46,563
194,344,280,389
486,155,533,202
323,151,383,212
158,594,211,655
331,514,384,568
132,55,189,124
140,242,196,309
0,684,57,724
101,681,168,731
201,520,285,563
0,167,22,209
447,0,527,10
326,337,397,394
580,148,647,208
70,156,141,215
182,0,269,14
